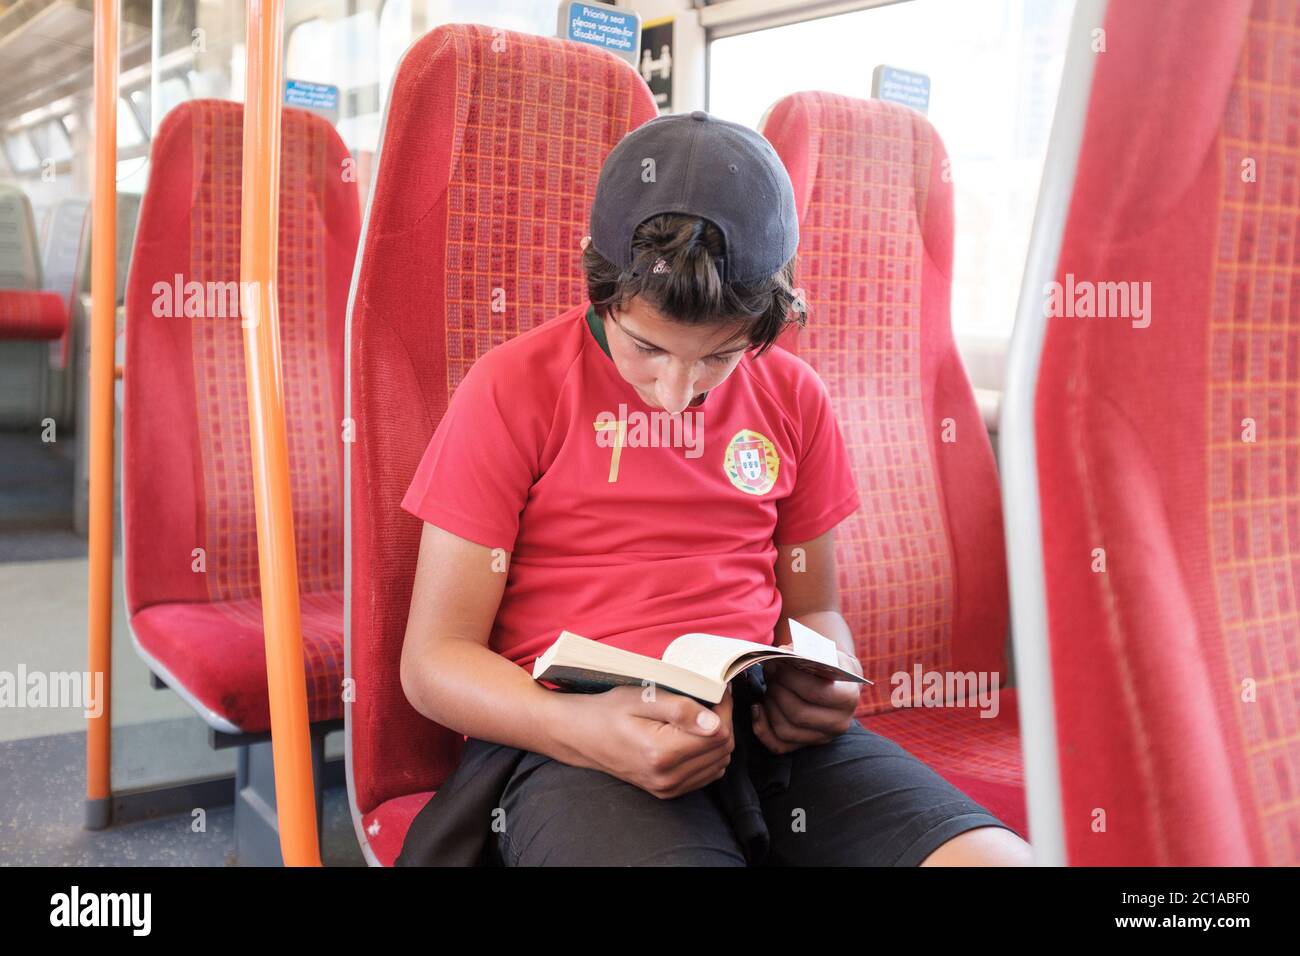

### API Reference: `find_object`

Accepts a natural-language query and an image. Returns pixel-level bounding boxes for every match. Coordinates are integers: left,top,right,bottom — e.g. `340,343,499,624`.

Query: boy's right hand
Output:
562,684,735,800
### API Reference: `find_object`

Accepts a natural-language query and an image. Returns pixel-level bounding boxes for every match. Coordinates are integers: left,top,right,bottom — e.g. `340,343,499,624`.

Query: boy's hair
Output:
583,213,804,355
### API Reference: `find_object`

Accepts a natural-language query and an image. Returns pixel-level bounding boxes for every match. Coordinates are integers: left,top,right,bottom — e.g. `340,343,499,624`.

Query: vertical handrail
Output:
85,0,118,831
240,0,322,866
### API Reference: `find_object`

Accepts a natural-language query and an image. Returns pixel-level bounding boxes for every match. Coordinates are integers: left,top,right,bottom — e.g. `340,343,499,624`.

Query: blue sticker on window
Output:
558,1,640,64
284,79,339,112
871,66,931,115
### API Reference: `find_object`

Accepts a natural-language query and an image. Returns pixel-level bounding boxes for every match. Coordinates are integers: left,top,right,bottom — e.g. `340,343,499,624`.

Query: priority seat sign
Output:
557,1,641,67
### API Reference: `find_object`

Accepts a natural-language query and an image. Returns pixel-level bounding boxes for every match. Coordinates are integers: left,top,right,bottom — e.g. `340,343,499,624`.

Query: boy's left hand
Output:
750,646,863,755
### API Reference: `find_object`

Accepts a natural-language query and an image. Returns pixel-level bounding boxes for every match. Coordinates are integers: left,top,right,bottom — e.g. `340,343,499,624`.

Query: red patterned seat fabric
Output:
348,24,658,864
1036,0,1300,865
123,100,359,735
0,289,67,340
131,592,345,731
763,93,1024,836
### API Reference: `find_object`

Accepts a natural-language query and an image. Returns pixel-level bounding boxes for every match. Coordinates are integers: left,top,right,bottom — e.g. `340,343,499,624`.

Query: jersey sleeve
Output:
400,353,540,550
773,365,861,546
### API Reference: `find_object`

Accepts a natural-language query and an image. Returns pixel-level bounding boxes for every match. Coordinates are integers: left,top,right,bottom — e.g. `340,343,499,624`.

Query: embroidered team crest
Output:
724,429,779,495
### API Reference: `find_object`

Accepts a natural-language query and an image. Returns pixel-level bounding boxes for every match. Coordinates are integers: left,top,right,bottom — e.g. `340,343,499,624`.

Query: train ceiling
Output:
0,0,185,125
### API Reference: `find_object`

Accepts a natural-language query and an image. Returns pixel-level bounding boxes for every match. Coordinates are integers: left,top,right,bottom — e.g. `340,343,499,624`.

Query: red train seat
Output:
1018,0,1300,865
0,186,68,342
123,100,359,735
346,23,657,865
0,289,67,340
762,93,1026,836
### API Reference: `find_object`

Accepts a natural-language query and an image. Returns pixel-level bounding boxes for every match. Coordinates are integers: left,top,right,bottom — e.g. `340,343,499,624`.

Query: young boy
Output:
396,111,1030,866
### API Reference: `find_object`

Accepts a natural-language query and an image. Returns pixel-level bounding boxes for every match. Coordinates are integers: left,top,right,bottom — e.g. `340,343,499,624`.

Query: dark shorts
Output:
471,667,1014,867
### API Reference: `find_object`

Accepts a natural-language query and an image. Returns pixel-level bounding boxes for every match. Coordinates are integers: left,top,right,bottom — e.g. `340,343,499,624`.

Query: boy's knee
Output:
917,826,1032,866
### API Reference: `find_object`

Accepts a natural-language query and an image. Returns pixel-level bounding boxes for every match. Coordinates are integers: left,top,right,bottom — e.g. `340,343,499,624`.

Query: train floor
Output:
0,431,364,866
1,727,364,866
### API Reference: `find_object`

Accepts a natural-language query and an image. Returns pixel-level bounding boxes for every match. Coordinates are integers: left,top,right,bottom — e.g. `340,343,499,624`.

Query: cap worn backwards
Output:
588,110,799,285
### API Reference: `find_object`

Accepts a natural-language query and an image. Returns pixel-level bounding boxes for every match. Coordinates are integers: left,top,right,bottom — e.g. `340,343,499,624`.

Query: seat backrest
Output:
346,23,657,831
41,198,88,368
0,186,42,290
1030,0,1297,864
78,192,142,307
42,198,88,301
762,93,1008,717
123,100,359,616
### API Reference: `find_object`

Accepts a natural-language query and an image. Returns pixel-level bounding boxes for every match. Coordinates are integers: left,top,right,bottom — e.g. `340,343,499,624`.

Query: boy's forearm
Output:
403,638,593,767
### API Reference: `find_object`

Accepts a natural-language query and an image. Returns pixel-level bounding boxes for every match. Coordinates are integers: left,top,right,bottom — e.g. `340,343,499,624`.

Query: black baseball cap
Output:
588,110,799,285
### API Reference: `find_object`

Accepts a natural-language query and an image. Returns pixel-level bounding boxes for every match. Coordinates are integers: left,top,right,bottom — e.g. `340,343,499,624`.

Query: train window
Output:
379,0,413,112
286,18,332,85
2,131,40,172
279,2,560,158
126,90,149,131
117,98,145,149
117,160,149,194
127,77,192,133
708,0,1074,347
341,12,381,90
27,120,72,164
287,12,379,88
230,42,247,103
287,12,380,151
423,0,560,36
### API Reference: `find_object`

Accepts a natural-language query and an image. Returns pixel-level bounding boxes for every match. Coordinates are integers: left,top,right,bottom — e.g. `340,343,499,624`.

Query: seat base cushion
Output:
363,791,436,866
863,687,1027,837
0,290,67,340
130,590,345,734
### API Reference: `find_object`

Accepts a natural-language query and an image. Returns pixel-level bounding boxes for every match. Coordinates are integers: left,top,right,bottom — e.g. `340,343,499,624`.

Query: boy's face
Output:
605,296,750,415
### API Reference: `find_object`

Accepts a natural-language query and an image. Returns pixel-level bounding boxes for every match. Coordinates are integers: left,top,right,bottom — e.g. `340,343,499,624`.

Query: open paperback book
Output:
531,620,872,705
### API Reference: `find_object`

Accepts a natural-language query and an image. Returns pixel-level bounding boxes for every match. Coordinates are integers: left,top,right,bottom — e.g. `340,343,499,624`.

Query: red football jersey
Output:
401,301,860,670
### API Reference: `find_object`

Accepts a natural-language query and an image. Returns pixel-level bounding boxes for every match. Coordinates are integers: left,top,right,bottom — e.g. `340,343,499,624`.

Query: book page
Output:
662,633,785,682
789,619,841,667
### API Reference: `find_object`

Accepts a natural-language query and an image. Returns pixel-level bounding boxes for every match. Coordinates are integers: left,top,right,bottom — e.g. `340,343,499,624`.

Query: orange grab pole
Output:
85,0,118,830
239,0,321,866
